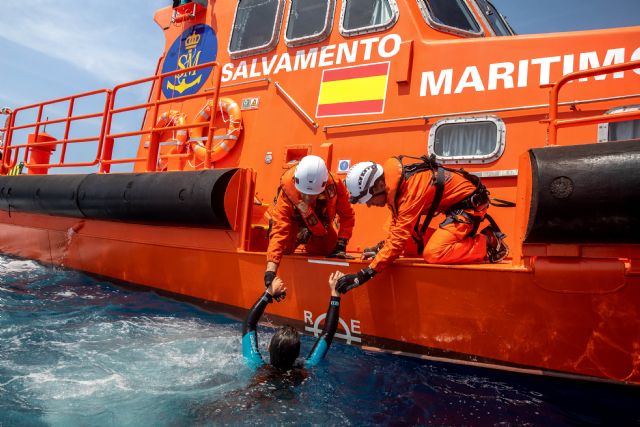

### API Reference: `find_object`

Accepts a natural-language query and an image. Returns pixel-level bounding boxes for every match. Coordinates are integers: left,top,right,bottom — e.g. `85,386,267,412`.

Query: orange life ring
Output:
190,97,242,164
146,110,189,170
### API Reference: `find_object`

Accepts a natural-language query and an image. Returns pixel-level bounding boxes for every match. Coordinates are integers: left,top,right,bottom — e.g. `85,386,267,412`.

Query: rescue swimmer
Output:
264,155,355,295
337,155,508,294
242,272,343,371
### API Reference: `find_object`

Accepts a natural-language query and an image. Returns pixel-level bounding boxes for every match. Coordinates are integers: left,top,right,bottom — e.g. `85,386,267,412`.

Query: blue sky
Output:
1,0,638,162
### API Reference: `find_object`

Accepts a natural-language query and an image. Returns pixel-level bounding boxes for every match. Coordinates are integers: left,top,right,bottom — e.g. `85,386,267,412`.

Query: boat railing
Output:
0,60,222,175
546,60,640,146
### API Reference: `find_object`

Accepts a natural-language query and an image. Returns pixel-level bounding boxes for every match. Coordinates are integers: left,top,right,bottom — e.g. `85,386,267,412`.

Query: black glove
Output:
264,270,276,288
362,240,384,260
335,267,376,294
327,238,354,259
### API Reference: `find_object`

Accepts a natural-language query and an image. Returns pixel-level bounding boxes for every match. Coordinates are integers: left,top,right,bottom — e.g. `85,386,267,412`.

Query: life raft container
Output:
190,97,242,164
145,110,189,171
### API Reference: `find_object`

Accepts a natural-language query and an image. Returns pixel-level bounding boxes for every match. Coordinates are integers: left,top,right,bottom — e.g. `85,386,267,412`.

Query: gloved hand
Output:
362,240,384,260
327,238,355,259
265,270,286,302
264,270,276,288
335,267,376,294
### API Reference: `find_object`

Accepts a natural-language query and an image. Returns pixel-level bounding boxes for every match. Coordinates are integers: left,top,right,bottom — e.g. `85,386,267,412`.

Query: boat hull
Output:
1,210,638,386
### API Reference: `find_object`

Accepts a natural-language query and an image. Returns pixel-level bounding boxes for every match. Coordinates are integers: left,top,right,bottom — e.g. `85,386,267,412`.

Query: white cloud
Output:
0,0,166,84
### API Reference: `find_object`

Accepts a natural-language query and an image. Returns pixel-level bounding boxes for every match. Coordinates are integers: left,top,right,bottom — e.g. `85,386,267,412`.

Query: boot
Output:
481,226,509,263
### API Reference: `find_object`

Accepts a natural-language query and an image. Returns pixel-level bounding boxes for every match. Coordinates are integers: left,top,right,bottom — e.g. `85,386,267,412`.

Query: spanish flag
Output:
316,62,389,118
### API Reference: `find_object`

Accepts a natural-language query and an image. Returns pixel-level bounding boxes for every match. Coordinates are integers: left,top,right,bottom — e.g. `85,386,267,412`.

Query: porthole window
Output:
417,0,483,38
285,0,335,47
428,116,505,164
598,105,640,142
340,0,399,37
229,0,285,59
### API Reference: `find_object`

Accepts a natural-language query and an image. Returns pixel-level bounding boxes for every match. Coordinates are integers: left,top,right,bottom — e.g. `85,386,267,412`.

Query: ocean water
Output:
1,254,638,427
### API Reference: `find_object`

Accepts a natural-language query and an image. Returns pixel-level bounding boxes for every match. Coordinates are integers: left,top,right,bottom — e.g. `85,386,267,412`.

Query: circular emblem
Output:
161,24,218,99
549,176,574,199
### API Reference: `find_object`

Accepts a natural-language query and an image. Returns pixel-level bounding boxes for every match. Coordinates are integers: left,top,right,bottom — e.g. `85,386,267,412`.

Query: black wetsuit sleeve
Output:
242,292,272,369
305,296,341,367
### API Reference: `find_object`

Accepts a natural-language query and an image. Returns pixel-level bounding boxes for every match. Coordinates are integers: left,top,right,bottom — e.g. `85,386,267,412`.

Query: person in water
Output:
336,156,508,293
264,155,355,297
242,271,344,371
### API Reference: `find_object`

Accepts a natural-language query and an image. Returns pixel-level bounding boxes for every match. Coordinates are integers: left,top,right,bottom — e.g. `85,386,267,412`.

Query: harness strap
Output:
412,166,445,254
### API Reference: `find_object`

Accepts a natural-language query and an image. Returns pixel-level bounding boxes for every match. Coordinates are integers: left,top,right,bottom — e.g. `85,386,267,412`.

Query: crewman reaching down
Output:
336,155,508,294
265,155,355,295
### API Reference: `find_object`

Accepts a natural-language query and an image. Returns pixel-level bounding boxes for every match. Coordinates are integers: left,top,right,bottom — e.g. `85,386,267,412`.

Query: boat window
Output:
428,116,505,164
417,0,482,37
285,0,335,47
340,0,399,37
229,0,285,59
598,105,640,142
472,0,514,36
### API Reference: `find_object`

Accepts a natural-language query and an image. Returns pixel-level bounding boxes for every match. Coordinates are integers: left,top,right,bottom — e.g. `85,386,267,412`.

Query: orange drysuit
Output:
267,168,355,265
369,157,488,273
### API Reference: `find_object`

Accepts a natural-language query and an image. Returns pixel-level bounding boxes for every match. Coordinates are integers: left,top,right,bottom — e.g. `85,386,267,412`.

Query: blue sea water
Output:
1,254,639,427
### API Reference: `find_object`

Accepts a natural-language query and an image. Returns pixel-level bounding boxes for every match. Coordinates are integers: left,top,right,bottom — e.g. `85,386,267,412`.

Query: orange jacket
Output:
267,167,355,264
369,157,476,272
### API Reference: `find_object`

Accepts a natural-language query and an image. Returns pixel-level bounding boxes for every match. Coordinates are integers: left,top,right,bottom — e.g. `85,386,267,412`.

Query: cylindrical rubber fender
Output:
525,140,640,244
0,174,85,217
77,169,237,228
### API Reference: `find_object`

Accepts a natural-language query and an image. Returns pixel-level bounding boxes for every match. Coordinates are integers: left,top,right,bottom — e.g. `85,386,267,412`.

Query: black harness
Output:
395,155,514,254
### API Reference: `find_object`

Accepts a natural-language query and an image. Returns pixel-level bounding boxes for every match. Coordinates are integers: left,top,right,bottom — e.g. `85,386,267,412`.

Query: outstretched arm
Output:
305,271,343,368
242,277,287,370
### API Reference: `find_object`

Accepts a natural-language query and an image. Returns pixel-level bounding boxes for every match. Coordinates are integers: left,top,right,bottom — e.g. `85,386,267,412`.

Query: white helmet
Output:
294,155,329,195
345,161,384,204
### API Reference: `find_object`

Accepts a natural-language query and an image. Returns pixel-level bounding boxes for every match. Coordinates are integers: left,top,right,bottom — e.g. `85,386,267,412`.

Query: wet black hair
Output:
269,325,300,370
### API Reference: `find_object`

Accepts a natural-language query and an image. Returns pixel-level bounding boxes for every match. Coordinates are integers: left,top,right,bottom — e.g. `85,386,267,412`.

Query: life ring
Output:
145,110,189,170
190,97,242,164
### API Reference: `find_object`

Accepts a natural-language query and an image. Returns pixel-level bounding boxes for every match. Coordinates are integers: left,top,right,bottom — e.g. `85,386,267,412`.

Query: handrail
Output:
101,60,221,172
2,89,111,171
547,60,640,145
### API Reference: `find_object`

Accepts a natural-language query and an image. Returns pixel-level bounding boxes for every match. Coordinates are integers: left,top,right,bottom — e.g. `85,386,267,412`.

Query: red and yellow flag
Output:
316,62,390,117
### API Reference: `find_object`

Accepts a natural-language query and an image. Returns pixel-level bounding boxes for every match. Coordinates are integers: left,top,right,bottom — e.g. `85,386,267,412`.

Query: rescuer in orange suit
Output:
265,155,355,296
336,156,508,293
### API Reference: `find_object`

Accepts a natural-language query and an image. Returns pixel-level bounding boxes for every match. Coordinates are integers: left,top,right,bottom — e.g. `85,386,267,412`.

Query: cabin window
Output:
472,0,514,36
229,0,285,59
285,0,335,47
598,106,640,142
340,0,399,37
417,0,482,37
428,116,505,164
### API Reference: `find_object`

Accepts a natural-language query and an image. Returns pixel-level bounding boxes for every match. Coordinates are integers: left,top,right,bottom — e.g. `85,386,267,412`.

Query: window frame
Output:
428,115,506,164
470,0,515,37
339,0,400,38
284,0,335,47
228,0,286,59
598,105,640,143
416,0,484,38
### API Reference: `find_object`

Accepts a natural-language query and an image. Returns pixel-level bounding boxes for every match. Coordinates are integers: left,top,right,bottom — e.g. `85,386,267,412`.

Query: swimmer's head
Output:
269,325,300,370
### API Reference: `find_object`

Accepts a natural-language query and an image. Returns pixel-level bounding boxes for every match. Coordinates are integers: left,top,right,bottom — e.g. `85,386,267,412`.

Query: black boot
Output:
481,226,509,263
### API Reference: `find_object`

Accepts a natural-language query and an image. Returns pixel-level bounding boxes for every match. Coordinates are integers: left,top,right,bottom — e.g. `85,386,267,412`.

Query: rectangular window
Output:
429,116,505,164
418,0,482,37
598,106,640,143
341,0,398,36
285,0,334,47
473,0,514,36
229,0,284,58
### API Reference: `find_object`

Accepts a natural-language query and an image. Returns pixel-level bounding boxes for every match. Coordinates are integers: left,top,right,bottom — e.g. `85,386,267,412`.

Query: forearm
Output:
305,296,341,367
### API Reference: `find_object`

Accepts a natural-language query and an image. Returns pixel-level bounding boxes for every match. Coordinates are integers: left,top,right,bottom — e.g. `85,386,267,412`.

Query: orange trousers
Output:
423,210,488,264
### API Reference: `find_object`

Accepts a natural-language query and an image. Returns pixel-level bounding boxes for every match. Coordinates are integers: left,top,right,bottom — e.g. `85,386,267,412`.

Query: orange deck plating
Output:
1,1,639,385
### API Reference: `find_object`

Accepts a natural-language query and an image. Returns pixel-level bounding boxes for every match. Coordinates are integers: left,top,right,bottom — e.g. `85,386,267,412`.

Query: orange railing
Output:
547,60,640,146
1,60,222,174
